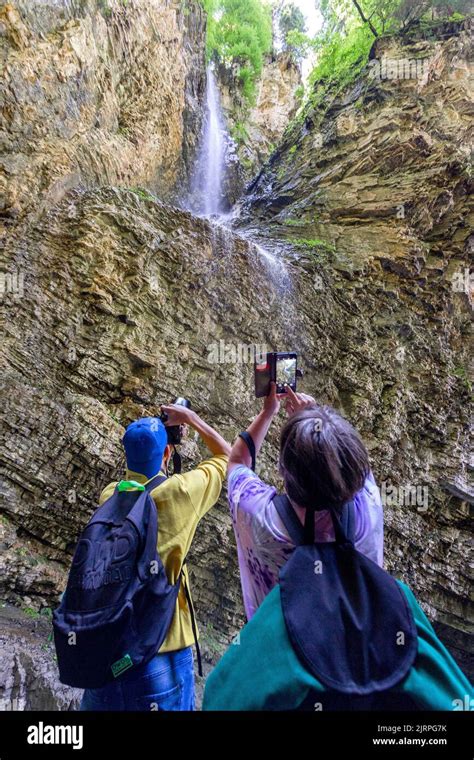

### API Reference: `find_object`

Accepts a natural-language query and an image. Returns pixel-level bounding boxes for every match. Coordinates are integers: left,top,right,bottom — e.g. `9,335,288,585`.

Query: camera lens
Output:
173,397,191,409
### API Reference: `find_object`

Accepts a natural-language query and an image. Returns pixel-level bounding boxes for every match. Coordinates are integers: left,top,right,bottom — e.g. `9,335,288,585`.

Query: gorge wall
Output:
217,51,302,199
0,3,472,709
241,16,473,671
0,0,207,221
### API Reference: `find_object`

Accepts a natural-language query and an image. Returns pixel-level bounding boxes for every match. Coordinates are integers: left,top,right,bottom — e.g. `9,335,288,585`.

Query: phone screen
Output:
276,356,296,392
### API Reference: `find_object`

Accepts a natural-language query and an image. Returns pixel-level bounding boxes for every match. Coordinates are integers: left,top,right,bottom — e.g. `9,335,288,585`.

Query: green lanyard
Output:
116,480,146,492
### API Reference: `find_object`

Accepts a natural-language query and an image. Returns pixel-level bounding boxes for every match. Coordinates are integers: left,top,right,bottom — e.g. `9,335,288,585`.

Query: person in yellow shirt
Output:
79,404,230,711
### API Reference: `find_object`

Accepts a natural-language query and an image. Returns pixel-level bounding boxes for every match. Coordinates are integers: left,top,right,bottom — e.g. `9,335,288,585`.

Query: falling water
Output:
188,66,227,217
187,65,292,303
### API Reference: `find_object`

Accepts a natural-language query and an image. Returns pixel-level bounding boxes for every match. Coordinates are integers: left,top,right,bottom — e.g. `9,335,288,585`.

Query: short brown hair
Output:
279,405,370,511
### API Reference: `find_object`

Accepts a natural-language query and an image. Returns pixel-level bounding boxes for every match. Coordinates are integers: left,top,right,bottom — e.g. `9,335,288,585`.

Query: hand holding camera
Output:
160,397,231,463
255,351,303,398
160,405,192,426
160,397,192,446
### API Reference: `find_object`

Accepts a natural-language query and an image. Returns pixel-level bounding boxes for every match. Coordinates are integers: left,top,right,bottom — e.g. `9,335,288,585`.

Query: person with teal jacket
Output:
204,384,472,711
203,581,472,710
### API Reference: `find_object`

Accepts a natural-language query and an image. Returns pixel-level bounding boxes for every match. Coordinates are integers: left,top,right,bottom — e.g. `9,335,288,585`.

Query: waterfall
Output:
189,66,227,217
187,66,291,299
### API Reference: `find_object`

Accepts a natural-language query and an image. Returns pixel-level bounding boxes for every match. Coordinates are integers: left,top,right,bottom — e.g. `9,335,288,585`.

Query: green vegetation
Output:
196,0,471,169
277,0,307,60
309,22,374,94
288,0,471,112
453,365,472,394
293,84,305,102
292,238,337,254
283,216,306,226
129,187,156,202
97,0,128,18
230,121,250,145
22,606,41,619
21,605,53,620
97,0,112,17
277,0,471,151
240,155,254,171
201,0,272,104
200,621,227,659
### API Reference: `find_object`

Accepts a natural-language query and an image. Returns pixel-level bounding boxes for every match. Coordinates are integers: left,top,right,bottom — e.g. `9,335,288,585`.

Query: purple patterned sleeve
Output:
227,466,291,619
353,470,384,566
228,465,384,620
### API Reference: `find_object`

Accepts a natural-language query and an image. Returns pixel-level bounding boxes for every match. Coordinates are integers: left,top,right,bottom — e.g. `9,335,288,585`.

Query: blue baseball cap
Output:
122,417,168,478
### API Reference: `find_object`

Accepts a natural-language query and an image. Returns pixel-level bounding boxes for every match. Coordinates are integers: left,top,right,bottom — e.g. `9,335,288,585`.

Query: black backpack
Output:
273,495,419,709
53,475,182,689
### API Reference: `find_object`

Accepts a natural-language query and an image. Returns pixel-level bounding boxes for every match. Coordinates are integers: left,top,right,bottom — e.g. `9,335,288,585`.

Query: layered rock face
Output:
0,9,472,711
217,51,302,199
1,185,309,705
0,0,206,222
0,605,81,710
242,18,473,672
244,52,302,166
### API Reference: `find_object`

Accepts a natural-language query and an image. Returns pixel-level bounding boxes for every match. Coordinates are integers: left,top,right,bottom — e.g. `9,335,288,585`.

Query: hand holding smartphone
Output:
255,352,299,397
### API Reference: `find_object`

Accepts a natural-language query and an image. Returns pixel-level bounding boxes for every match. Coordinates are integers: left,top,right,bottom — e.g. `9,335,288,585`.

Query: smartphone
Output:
255,352,298,397
275,352,297,394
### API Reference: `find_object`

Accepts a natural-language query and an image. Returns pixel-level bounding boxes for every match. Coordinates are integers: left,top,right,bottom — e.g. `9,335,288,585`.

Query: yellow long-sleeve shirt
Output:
98,454,228,653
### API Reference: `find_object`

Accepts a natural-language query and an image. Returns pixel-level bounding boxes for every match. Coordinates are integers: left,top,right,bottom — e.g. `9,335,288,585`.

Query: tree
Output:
351,0,379,34
394,0,472,25
279,2,307,42
305,0,469,103
204,0,273,103
278,1,308,60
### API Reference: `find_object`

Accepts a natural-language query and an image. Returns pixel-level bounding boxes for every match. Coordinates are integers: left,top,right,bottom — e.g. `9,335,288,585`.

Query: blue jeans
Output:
79,647,195,711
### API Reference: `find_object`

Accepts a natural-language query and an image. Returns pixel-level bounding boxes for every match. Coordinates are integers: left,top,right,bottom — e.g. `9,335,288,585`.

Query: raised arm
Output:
228,383,280,474
160,404,231,457
228,383,317,474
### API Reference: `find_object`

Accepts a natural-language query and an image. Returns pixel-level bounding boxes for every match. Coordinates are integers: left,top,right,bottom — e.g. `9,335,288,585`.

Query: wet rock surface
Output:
0,11,472,710
0,0,206,221
0,604,81,711
217,51,302,198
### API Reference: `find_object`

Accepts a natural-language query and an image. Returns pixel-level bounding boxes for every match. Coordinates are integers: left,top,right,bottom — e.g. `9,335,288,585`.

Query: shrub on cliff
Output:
201,0,273,103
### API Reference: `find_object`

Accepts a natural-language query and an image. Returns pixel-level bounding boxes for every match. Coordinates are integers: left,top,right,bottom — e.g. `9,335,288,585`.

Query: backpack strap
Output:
112,473,167,496
238,431,256,471
273,494,305,545
180,563,203,678
144,473,167,492
340,499,356,544
273,494,356,546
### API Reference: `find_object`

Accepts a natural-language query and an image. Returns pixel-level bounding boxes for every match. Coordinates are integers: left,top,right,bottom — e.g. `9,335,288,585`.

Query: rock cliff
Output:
241,16,473,673
0,0,206,222
0,6,472,710
217,51,302,197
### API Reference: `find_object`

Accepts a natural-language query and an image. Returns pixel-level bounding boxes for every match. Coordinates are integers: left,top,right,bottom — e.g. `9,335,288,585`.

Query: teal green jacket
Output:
203,581,472,711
